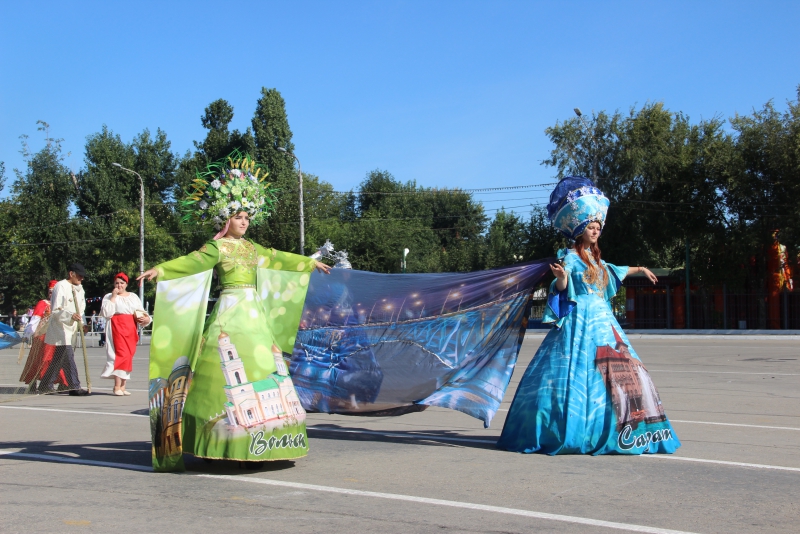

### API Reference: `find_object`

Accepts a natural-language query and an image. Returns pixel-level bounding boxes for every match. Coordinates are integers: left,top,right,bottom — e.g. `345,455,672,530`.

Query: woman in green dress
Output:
138,152,330,472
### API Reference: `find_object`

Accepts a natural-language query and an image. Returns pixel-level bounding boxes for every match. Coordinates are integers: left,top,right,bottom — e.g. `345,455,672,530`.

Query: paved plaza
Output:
1,335,798,533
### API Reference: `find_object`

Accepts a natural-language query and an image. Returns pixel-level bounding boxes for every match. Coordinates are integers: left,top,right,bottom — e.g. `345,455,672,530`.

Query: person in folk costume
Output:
497,177,681,455
19,280,67,392
41,264,91,396
100,272,152,396
138,150,331,472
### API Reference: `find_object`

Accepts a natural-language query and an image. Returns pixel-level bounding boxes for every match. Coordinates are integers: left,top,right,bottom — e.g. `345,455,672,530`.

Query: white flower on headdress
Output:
229,200,241,210
229,169,243,177
219,207,230,218
198,200,208,210
241,198,251,208
214,223,221,231
210,179,221,189
212,216,222,224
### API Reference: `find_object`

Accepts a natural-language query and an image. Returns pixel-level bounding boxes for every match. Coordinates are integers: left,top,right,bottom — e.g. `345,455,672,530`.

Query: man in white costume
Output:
42,263,90,396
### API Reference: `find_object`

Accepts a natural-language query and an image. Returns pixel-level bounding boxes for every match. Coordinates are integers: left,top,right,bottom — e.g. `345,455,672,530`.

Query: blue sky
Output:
2,0,799,214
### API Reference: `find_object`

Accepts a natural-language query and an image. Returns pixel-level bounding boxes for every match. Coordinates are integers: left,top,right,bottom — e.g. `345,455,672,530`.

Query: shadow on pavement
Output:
307,424,499,450
0,440,298,475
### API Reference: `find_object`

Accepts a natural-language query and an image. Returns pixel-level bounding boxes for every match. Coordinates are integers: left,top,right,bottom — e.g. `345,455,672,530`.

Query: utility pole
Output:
112,163,145,305
685,239,691,329
277,148,305,254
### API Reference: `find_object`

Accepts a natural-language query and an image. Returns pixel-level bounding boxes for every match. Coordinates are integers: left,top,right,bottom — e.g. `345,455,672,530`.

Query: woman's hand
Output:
550,263,567,280
137,268,159,283
135,315,150,326
642,267,658,284
315,261,332,275
550,263,568,291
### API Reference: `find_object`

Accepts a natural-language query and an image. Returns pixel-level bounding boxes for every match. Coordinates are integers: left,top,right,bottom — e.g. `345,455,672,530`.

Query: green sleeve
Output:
253,242,315,273
155,240,220,281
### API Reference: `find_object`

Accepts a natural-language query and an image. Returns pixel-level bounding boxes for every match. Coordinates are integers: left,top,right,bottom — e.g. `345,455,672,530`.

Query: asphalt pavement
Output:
1,336,798,533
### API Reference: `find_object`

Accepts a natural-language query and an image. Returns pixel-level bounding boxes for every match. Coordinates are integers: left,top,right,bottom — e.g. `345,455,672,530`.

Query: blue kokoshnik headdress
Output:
546,176,609,239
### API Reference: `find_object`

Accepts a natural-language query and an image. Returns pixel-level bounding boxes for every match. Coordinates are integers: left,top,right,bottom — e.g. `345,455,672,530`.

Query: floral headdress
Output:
179,150,278,230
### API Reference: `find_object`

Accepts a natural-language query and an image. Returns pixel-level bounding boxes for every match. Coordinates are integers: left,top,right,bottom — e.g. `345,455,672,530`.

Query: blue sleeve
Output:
604,262,628,301
542,253,578,329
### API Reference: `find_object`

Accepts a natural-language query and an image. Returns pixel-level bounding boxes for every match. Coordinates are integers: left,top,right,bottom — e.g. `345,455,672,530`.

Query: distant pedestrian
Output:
19,280,67,392
41,264,90,396
99,272,150,396
96,315,106,346
10,309,22,331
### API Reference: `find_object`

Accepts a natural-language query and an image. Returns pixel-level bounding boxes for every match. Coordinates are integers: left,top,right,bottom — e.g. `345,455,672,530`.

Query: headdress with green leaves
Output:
179,150,278,230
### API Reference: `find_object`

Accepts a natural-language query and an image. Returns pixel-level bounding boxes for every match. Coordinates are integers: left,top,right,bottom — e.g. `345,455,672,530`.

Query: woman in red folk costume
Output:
100,273,151,396
19,280,67,392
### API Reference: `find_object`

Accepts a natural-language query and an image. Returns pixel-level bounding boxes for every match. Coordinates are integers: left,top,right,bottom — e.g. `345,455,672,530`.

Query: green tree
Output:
249,87,304,253
73,126,183,305
543,103,733,285
1,133,78,308
485,210,527,268
724,88,800,290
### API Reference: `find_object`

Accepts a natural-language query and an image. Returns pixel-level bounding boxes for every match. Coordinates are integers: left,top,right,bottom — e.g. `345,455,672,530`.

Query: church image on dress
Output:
218,332,305,430
150,355,192,458
595,327,666,431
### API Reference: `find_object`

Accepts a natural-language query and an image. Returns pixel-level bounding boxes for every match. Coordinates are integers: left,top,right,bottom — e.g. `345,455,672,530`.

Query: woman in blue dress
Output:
497,177,680,455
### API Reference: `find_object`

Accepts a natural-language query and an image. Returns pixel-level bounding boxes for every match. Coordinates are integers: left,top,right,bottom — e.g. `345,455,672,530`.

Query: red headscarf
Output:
115,272,129,283
48,280,58,289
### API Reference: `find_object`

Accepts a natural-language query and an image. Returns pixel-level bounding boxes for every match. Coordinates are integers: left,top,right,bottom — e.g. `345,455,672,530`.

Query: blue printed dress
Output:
497,249,680,455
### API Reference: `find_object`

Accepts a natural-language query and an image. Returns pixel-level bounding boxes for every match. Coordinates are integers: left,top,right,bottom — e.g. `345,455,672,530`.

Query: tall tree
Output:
543,103,732,285
1,134,78,308
250,87,303,252
74,126,182,305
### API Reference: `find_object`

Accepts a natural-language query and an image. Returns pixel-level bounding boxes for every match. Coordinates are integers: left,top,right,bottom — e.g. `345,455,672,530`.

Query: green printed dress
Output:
148,237,315,471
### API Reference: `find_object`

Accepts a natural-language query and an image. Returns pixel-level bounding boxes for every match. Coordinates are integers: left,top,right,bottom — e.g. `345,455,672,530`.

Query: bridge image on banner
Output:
289,260,552,427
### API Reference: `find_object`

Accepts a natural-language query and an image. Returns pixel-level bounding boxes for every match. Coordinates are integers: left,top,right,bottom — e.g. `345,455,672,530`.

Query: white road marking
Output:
0,384,148,392
669,420,800,431
0,449,151,472
0,405,147,418
200,474,698,534
0,448,697,533
4,405,800,473
641,454,800,473
647,369,800,376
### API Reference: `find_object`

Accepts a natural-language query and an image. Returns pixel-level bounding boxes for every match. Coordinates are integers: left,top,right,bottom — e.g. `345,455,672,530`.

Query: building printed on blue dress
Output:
595,327,666,431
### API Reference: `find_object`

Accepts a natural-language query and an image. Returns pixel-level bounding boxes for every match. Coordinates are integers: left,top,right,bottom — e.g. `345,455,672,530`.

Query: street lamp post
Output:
277,147,305,255
573,107,599,180
402,248,410,273
112,163,145,305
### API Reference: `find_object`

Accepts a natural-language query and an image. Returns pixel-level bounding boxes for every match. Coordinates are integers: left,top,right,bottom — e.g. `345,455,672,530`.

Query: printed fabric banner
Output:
0,323,23,350
290,259,552,428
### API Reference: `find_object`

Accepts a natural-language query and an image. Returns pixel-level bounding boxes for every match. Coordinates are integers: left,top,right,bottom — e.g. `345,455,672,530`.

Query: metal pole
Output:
783,288,788,330
112,163,145,304
296,155,304,255
723,283,727,329
685,239,691,329
666,284,671,329
139,173,145,305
